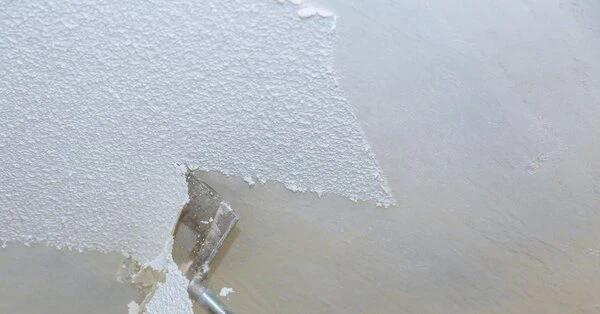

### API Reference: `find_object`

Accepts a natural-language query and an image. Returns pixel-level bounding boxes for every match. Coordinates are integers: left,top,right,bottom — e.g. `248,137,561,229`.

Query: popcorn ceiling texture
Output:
143,257,193,314
0,0,393,267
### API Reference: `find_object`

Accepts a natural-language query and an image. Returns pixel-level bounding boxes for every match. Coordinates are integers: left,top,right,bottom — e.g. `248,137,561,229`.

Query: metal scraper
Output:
172,171,239,314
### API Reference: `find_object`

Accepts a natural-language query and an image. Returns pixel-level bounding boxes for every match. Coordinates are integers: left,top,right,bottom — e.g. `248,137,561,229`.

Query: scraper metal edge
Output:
172,171,239,314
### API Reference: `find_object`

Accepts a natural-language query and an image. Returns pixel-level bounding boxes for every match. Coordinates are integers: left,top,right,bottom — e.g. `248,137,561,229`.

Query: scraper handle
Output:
188,284,234,314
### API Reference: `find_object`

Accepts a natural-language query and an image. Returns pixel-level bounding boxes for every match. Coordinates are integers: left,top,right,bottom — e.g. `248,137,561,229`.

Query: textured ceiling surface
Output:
0,0,392,265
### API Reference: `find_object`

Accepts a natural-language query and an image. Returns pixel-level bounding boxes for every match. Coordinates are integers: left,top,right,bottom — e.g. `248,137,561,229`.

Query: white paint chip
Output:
243,175,256,186
127,301,140,314
219,287,235,297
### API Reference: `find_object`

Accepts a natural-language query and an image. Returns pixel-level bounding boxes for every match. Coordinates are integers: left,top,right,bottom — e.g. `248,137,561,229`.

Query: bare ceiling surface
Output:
199,172,600,313
0,244,141,314
3,0,600,313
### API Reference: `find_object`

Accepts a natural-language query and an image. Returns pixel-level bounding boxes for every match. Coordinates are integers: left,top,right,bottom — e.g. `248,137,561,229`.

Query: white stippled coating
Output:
0,0,393,267
143,257,193,314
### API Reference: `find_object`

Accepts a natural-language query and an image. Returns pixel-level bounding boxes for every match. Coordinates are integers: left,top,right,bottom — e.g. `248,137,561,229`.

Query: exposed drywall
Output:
0,244,141,314
203,0,600,312
0,0,393,269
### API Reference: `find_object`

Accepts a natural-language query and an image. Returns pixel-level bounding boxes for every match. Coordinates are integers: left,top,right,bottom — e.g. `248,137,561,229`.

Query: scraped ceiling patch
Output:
0,0,394,264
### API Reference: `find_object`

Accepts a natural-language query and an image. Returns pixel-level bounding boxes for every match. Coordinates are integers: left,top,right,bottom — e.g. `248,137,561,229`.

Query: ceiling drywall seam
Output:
0,0,393,311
